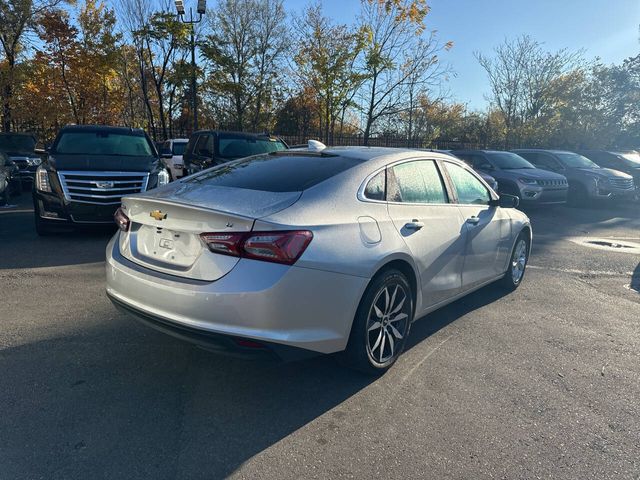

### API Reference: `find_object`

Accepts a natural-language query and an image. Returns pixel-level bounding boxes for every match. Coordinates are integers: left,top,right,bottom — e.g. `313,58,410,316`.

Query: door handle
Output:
404,220,424,230
466,216,480,225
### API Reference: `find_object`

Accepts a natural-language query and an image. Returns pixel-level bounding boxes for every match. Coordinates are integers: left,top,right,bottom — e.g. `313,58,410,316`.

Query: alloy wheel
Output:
366,283,411,365
511,239,528,284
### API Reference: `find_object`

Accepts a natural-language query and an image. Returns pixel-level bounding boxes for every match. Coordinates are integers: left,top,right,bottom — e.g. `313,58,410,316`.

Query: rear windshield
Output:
0,134,36,152
217,135,287,159
189,154,361,192
54,132,154,157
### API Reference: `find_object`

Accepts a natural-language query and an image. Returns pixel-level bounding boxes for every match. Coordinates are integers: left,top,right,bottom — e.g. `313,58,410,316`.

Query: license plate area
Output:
134,224,202,268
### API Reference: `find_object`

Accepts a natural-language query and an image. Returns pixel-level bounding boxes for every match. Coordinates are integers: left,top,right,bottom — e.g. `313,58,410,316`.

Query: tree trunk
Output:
2,55,15,132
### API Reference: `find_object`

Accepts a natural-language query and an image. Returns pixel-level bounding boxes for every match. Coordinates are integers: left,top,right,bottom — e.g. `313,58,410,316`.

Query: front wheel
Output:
343,269,414,375
499,233,530,291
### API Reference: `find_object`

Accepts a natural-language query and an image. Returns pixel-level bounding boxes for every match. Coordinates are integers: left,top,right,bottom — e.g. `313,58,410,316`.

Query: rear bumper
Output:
105,233,368,356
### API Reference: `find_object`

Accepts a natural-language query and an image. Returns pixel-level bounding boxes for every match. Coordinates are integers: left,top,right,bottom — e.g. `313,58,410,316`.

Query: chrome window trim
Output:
357,155,462,206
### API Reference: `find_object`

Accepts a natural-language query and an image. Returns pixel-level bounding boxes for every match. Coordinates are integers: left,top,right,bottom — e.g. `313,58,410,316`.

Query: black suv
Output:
33,125,169,235
183,131,288,174
0,132,40,187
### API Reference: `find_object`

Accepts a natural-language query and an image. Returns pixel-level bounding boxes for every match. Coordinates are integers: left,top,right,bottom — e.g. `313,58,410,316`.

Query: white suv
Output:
160,139,189,180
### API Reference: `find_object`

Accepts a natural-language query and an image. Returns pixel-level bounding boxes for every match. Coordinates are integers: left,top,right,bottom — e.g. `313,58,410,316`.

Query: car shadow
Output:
0,208,114,270
0,280,510,479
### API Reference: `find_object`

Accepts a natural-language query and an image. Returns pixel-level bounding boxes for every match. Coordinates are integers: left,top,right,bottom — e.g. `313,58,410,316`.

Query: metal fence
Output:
277,133,492,151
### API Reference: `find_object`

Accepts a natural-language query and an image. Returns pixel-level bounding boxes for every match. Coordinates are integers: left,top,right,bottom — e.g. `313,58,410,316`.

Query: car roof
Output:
264,147,471,173
58,125,147,136
512,148,573,154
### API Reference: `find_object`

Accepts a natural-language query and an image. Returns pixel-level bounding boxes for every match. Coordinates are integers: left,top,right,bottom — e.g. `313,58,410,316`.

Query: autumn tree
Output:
201,0,288,132
293,3,365,144
0,0,68,131
357,0,451,144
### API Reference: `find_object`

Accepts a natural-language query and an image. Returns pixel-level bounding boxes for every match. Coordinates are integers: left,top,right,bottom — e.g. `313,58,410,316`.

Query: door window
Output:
445,162,491,205
388,160,448,204
470,155,494,171
194,134,213,157
528,153,562,171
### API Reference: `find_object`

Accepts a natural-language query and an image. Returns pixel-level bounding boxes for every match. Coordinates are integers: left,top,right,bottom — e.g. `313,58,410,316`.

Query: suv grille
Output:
58,171,149,205
608,177,634,190
536,179,568,187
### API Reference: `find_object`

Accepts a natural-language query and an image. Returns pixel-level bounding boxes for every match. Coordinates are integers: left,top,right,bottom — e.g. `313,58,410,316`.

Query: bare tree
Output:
476,35,581,146
357,0,451,144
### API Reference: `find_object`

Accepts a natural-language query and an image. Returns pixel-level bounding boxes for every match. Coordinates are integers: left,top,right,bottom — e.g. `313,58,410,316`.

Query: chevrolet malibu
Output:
106,148,532,374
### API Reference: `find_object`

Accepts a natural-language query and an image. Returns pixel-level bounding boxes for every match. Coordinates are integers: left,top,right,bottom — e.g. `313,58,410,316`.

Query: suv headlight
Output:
518,177,538,185
157,168,170,187
27,157,42,166
35,165,51,192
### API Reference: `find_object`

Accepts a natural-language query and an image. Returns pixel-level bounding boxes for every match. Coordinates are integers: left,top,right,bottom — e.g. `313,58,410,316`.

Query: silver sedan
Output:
106,147,532,374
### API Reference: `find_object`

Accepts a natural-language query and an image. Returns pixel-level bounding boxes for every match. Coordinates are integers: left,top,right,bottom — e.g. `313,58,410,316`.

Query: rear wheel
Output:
499,233,529,291
343,269,414,375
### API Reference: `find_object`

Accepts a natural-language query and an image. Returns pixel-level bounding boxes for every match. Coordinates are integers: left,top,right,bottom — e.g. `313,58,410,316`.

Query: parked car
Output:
0,132,40,187
513,149,635,205
159,138,189,180
183,130,288,174
417,149,499,191
106,148,531,374
33,125,170,235
1,151,20,205
452,150,568,205
579,150,640,198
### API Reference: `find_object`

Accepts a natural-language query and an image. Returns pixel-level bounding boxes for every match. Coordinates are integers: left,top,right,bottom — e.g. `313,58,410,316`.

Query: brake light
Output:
200,230,313,265
114,207,130,232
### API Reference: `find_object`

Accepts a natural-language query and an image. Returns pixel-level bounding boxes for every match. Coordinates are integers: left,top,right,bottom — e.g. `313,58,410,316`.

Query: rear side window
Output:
364,170,386,200
445,162,491,205
172,142,187,156
189,154,361,192
388,160,448,204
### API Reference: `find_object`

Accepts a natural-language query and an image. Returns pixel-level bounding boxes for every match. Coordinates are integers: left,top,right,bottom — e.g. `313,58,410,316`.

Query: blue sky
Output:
284,0,640,110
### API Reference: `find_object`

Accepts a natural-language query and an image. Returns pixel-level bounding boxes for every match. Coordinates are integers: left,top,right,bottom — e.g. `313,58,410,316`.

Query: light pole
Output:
175,0,205,132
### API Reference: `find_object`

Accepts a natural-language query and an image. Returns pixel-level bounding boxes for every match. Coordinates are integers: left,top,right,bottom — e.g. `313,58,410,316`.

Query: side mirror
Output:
491,194,519,209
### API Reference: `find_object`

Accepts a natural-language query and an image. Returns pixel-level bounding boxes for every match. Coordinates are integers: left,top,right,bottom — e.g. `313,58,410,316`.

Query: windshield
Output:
172,142,187,156
217,136,288,159
488,152,535,169
0,134,36,153
620,152,640,167
556,152,599,169
54,132,154,156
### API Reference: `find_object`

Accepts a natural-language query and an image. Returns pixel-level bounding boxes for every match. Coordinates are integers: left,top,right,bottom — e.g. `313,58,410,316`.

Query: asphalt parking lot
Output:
1,193,639,480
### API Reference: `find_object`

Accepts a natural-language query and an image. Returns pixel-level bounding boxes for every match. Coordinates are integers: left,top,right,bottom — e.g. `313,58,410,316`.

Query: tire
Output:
34,213,54,236
342,269,414,375
499,233,530,291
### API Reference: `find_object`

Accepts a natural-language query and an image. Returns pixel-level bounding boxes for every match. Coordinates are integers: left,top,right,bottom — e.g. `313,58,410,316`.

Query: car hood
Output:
497,168,566,180
572,167,633,179
4,150,37,158
49,154,158,172
139,179,303,219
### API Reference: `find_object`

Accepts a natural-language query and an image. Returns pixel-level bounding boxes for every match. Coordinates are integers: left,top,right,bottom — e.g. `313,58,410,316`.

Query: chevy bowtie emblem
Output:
150,210,167,221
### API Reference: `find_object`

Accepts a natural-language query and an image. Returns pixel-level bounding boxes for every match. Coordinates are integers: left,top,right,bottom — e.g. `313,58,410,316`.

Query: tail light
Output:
200,230,313,265
114,207,130,232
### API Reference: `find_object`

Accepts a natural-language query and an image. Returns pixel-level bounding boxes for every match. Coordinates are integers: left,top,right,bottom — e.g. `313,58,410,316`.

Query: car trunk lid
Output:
118,186,302,281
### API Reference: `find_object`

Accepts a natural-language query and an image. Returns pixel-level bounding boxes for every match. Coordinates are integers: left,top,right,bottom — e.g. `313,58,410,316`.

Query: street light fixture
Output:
174,0,206,132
